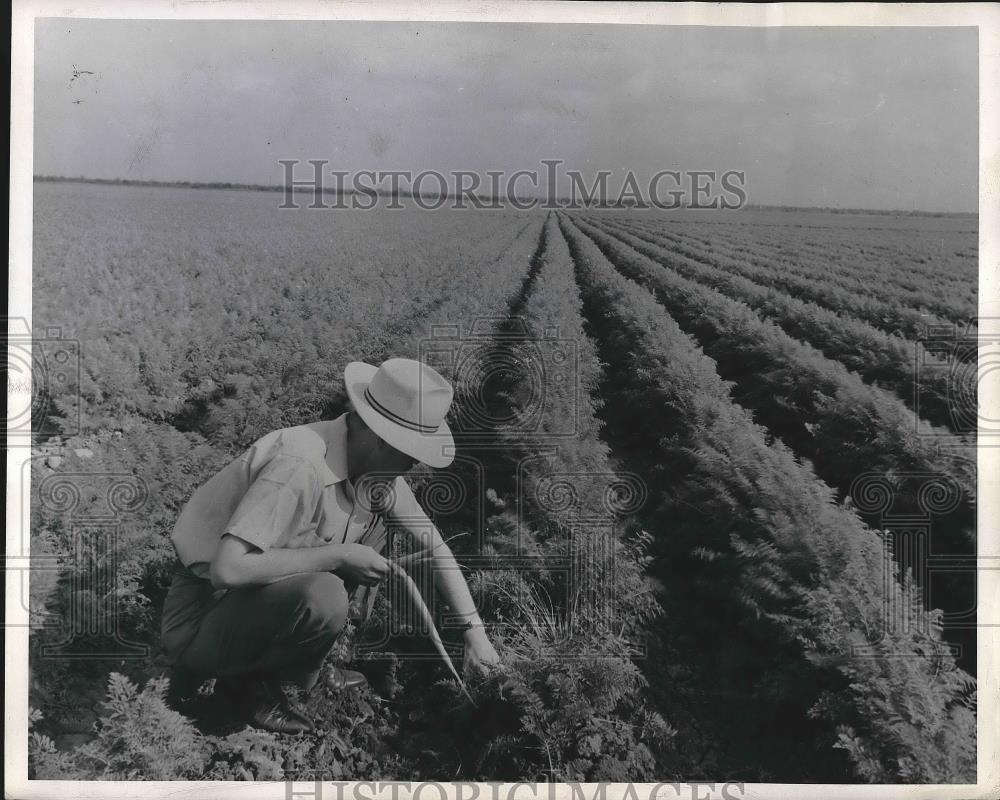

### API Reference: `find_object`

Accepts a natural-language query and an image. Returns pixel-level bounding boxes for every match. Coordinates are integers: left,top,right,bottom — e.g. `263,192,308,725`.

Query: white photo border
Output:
7,2,999,799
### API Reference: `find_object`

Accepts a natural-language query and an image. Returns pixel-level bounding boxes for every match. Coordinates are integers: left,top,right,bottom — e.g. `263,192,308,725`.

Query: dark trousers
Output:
160,561,350,691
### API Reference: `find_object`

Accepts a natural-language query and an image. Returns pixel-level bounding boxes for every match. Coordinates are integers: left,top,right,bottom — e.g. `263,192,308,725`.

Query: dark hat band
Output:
364,386,439,434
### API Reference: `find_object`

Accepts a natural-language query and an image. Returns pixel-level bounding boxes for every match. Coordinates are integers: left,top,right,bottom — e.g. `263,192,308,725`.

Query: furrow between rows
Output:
558,213,976,784
604,216,976,346
589,216,975,435
566,215,977,671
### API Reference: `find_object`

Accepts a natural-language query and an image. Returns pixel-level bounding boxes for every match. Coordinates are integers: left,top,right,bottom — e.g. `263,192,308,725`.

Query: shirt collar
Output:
317,414,350,486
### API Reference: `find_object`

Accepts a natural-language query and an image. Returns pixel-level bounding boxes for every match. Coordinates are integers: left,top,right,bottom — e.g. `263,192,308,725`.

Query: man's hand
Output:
334,543,389,587
463,626,501,674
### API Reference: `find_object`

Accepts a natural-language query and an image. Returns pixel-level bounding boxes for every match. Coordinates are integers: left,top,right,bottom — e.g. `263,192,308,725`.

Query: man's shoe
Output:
325,666,368,692
249,679,315,735
215,673,314,735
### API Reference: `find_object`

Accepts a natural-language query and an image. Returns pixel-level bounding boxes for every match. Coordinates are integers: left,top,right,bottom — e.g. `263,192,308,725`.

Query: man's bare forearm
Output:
429,540,483,625
211,535,348,589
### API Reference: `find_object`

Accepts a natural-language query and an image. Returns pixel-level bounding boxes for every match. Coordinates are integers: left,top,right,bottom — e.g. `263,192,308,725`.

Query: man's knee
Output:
292,572,349,636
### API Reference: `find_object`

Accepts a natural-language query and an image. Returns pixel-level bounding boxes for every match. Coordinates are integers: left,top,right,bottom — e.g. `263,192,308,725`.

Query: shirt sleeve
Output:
386,476,438,549
223,452,321,553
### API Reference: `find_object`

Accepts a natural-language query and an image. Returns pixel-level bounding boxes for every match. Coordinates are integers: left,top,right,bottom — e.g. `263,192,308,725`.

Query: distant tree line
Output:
33,175,973,217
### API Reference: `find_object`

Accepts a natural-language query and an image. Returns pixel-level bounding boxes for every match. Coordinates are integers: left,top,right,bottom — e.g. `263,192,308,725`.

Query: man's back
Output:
170,415,429,577
170,420,338,575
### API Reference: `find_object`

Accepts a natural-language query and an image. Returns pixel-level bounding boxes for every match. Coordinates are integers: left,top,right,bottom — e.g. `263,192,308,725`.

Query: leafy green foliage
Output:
560,214,976,782
30,674,207,779
619,214,975,340
596,217,972,432
33,182,529,443
394,619,675,781
682,216,977,323
570,216,977,676
377,215,672,779
28,183,977,783
29,669,409,781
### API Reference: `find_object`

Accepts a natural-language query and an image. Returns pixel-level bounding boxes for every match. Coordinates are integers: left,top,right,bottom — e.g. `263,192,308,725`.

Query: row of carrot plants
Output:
677,221,976,313
397,214,674,780
311,214,670,780
609,217,975,342
620,215,976,329
558,214,976,783
701,224,978,319
591,216,973,434
567,216,977,669
747,217,976,272
640,214,977,289
572,217,975,493
675,217,978,296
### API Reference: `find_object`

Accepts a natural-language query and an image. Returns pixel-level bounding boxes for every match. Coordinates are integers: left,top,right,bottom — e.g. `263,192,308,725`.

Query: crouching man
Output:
160,358,500,733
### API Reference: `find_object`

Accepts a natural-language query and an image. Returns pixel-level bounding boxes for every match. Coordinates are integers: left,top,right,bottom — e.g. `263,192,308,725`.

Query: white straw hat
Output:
344,358,455,468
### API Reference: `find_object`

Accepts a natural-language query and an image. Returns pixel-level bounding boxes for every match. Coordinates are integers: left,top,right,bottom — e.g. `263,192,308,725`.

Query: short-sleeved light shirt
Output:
170,413,436,580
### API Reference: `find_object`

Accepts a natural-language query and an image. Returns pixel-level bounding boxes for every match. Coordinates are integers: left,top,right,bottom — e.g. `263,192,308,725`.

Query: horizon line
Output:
32,174,978,218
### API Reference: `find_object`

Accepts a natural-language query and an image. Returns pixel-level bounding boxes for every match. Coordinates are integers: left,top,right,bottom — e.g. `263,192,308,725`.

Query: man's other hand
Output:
463,627,501,674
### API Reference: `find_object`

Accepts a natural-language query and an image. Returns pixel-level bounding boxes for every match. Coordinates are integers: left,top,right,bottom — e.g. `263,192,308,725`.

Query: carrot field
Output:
28,180,978,782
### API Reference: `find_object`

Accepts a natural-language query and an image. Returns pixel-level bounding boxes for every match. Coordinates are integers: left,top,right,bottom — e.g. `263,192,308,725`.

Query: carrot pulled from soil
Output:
387,560,476,705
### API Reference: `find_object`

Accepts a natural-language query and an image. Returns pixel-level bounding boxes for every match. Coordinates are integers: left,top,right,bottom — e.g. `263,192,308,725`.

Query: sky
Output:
34,20,978,212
